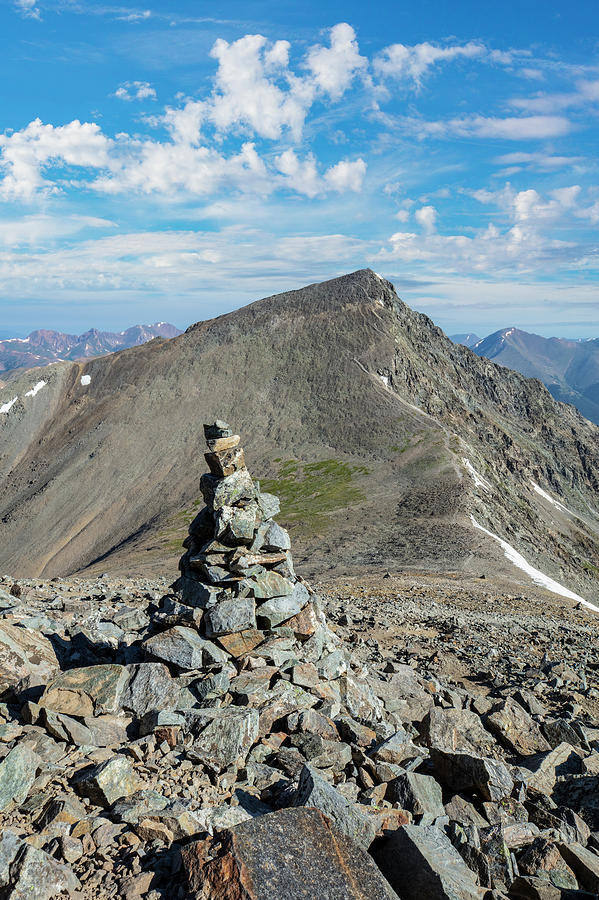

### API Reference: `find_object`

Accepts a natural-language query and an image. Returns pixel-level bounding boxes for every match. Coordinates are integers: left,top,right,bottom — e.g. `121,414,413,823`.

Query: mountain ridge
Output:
0,270,598,604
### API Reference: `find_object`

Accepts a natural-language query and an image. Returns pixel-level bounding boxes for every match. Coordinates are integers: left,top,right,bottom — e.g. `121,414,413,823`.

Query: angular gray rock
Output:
373,824,483,900
292,764,376,849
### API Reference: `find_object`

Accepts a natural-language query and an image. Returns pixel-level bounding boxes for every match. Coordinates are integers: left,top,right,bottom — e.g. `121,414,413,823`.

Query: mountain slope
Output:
0,323,182,373
468,327,599,425
0,270,598,603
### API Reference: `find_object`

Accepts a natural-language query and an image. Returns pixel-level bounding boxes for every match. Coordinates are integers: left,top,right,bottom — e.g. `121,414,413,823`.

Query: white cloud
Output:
116,10,151,22
324,158,366,193
275,150,321,197
415,205,437,233
395,209,410,222
492,151,584,173
378,183,599,277
208,35,309,140
0,214,115,247
0,118,112,199
306,23,367,100
114,81,156,102
510,79,599,114
411,114,571,140
374,41,484,86
14,0,40,19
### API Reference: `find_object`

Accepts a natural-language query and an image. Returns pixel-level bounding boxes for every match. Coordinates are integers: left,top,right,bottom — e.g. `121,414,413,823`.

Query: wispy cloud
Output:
113,80,156,101
14,0,41,19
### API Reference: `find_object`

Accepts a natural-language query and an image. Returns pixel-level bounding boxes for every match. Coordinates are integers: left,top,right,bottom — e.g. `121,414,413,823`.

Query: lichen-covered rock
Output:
0,744,40,812
181,807,400,900
39,664,129,717
76,755,140,806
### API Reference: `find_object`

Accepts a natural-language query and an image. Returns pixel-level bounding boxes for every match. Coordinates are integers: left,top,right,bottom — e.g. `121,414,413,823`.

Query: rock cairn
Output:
174,420,323,660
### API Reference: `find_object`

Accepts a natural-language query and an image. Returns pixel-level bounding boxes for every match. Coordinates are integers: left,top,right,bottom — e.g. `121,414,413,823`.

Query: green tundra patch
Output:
261,458,368,535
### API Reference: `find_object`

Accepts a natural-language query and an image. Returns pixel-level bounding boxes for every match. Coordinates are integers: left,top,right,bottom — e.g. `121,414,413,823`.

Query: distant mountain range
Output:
451,328,599,425
0,323,182,373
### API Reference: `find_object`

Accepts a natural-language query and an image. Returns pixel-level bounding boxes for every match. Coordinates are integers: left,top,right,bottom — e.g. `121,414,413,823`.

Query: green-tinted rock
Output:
0,743,40,811
204,597,256,637
251,571,294,599
256,582,309,627
40,664,128,717
193,707,259,771
144,626,227,669
76,755,140,807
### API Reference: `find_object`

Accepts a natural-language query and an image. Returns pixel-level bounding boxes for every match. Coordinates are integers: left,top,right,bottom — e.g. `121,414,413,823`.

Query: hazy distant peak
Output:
0,322,183,374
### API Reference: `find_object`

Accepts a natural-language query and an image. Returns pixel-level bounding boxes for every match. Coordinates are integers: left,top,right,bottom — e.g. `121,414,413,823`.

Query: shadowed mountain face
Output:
0,323,182,373
0,270,598,602
464,328,599,426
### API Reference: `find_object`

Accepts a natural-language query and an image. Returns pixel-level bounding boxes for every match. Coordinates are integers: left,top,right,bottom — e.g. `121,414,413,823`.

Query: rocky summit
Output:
1,270,598,610
0,425,599,897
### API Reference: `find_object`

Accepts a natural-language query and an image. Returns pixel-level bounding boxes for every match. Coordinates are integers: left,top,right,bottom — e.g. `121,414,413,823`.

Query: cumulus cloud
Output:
0,23,374,202
324,158,366,193
208,35,309,140
306,23,367,99
0,118,112,199
377,183,599,278
374,41,484,86
114,81,156,102
415,205,437,233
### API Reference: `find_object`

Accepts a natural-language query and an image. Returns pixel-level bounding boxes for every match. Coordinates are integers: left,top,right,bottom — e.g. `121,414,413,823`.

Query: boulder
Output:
121,662,180,717
292,765,376,849
181,807,400,899
373,823,483,900
192,707,259,771
39,664,128,717
76,755,140,807
485,698,551,756
431,748,513,801
143,626,227,669
0,623,60,694
0,743,40,812
387,771,444,821
204,597,257,637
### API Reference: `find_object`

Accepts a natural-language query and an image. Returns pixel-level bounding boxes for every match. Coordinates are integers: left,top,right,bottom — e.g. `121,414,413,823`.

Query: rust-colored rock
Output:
181,807,399,900
218,629,265,658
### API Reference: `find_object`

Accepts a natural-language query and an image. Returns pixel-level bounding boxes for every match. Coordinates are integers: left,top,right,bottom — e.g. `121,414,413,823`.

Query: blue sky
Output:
0,1,598,338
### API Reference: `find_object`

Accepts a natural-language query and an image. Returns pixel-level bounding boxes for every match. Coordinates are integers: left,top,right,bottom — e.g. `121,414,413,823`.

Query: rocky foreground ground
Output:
1,420,599,900
0,568,598,899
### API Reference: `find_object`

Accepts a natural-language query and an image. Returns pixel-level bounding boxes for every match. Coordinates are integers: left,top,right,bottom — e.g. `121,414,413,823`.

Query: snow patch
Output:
470,515,599,612
80,374,91,386
531,481,571,516
0,396,18,414
377,299,385,307
463,458,491,492
504,328,515,337
1,337,29,344
379,374,389,387
24,380,47,398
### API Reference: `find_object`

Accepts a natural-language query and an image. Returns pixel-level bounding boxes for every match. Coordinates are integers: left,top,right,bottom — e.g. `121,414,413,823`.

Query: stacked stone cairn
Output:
175,420,319,657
